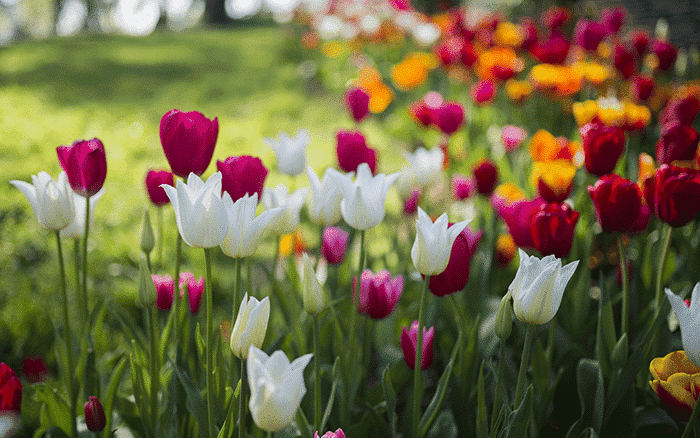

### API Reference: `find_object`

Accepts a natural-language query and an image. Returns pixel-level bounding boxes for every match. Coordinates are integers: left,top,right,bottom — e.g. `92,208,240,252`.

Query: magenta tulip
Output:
401,321,434,370
145,169,174,207
336,130,377,174
428,225,480,297
345,87,370,123
217,156,268,202
354,270,403,320
152,274,175,311
159,109,218,178
180,272,205,314
84,396,106,432
321,227,349,265
56,138,107,197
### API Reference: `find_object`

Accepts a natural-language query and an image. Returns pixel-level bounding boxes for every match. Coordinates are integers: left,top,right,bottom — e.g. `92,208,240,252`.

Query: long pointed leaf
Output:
173,358,209,438
382,364,398,438
103,356,127,438
476,361,488,438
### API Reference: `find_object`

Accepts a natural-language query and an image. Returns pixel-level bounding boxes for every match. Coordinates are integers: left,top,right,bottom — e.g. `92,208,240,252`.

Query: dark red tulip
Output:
354,270,403,319
520,18,538,50
217,156,268,202
542,6,570,30
530,33,570,65
159,109,218,178
656,122,700,165
57,138,107,197
145,169,174,207
428,225,479,297
644,164,700,227
22,356,49,383
614,44,636,79
401,321,434,370
344,87,370,123
574,19,608,52
661,96,700,126
498,197,547,249
84,396,106,432
0,363,21,413
630,30,649,57
652,40,678,71
530,202,579,258
538,178,572,203
588,174,642,233
580,122,626,176
409,100,433,128
473,159,498,195
631,203,651,233
336,130,377,174
631,75,654,101
433,102,464,135
601,7,625,34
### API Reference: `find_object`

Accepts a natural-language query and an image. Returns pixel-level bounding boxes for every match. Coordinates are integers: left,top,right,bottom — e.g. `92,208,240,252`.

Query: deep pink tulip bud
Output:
530,33,570,65
403,189,421,215
321,227,349,264
470,80,496,106
498,197,547,249
614,44,635,79
409,100,433,128
656,122,700,165
520,18,538,50
460,41,478,67
452,175,474,200
56,138,107,197
652,40,678,71
433,102,464,135
84,396,106,432
145,169,174,207
159,109,218,178
601,7,625,34
580,122,626,176
180,272,204,314
574,19,608,52
314,429,345,438
21,355,49,383
435,37,463,66
0,363,22,413
588,174,642,233
336,130,377,174
473,159,499,195
631,75,654,102
354,270,403,319
217,156,268,202
152,274,175,311
643,164,700,228
630,30,649,57
401,322,434,370
345,87,370,123
428,225,479,297
530,202,579,258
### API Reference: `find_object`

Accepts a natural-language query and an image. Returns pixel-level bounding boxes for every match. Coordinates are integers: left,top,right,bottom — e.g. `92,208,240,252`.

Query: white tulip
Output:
11,171,75,231
261,184,309,235
332,163,399,230
509,249,579,325
265,129,309,176
230,294,270,359
305,166,344,226
60,189,104,239
220,193,284,258
247,346,313,432
301,253,325,315
411,207,469,276
161,172,228,249
399,147,444,195
666,284,700,367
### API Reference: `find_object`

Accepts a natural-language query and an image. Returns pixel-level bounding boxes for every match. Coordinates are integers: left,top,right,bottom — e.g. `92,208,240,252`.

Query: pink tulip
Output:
354,270,403,320
217,156,268,202
428,225,480,297
336,130,377,174
401,321,434,370
56,138,107,197
452,175,474,200
321,227,349,265
159,109,218,178
345,87,370,123
403,189,421,215
501,126,527,152
433,101,464,135
152,275,175,311
470,80,496,106
180,272,204,314
314,429,345,438
145,169,174,207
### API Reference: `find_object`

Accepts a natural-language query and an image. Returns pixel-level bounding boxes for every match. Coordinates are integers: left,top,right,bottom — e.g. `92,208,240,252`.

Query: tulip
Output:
656,122,700,165
21,356,49,383
452,175,474,200
354,269,403,319
470,80,496,106
302,253,326,315
428,225,480,297
56,138,107,198
401,321,434,370
179,272,204,314
542,6,569,29
601,7,625,34
0,363,21,413
11,171,74,231
432,101,464,135
332,163,399,230
218,156,268,203
630,31,650,56
532,160,575,203
408,99,433,128
501,125,527,152
60,189,104,239
643,164,700,228
580,122,626,176
411,207,470,276
631,75,654,102
573,19,608,52
403,189,421,215
336,130,377,174
306,166,344,226
345,87,370,123
161,172,228,248
498,197,547,249
530,202,579,258
220,192,283,259
509,249,579,324
84,396,106,432
473,159,499,195
159,109,218,178
652,39,678,71
144,169,174,207
649,350,700,422
661,96,700,126
315,429,345,438
588,174,643,233
321,227,349,264
613,43,636,79
261,185,309,235
264,129,309,176
400,147,444,190
666,284,700,367
530,33,570,65
247,346,313,432
496,233,516,266
230,294,270,359
153,274,175,311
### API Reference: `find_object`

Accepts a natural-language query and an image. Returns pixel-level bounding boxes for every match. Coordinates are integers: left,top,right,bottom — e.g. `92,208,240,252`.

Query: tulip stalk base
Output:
204,248,215,438
514,324,535,410
81,196,91,326
618,238,630,338
229,257,243,403
239,359,247,438
412,275,430,438
680,391,700,438
655,225,673,315
314,316,322,432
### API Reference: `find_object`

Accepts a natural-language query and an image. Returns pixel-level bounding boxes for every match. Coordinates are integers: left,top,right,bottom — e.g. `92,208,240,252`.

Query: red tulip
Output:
601,7,625,34
542,6,569,29
470,80,496,105
656,122,700,165
345,87,370,123
530,202,579,258
428,225,479,297
588,174,642,233
630,30,649,57
580,122,626,176
84,396,106,432
409,100,433,128
473,159,499,195
56,138,107,197
644,164,700,227
652,40,678,71
401,321,434,370
433,102,464,135
631,75,654,102
435,37,463,66
321,227,349,264
661,96,700,126
21,356,49,383
217,156,268,202
614,44,636,79
145,169,174,207
180,272,204,314
530,33,570,65
354,270,403,319
498,197,547,249
159,109,218,178
336,130,377,174
0,363,21,413
574,19,608,52
153,274,175,311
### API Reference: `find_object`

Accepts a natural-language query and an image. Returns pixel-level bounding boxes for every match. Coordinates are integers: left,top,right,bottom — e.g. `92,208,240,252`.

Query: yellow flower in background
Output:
649,351,700,422
638,152,655,193
531,160,576,199
530,64,583,97
474,47,523,81
278,229,306,258
321,41,345,58
391,53,435,91
496,233,517,266
529,129,559,162
505,79,532,103
574,61,611,86
494,22,523,48
357,66,394,113
493,182,526,205
572,100,598,126
624,102,651,129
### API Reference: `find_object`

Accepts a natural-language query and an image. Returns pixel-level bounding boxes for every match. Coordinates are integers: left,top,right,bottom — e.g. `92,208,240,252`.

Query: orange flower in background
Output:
495,233,517,266
475,47,523,81
391,53,435,91
531,159,576,202
638,152,655,194
529,129,559,162
278,229,306,258
505,79,532,103
494,22,523,48
573,100,598,126
530,64,583,97
357,66,394,113
649,351,700,422
493,182,526,206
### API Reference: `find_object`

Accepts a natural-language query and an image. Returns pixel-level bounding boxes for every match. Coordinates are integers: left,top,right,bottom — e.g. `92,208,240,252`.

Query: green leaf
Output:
173,359,209,438
530,340,549,396
566,359,604,437
40,426,71,438
103,355,127,438
498,386,533,438
129,352,153,437
610,333,628,373
195,322,205,364
321,357,340,434
476,361,488,438
159,304,175,361
382,364,398,438
295,407,313,438
426,410,458,438
83,338,100,400
34,383,71,435
216,387,237,438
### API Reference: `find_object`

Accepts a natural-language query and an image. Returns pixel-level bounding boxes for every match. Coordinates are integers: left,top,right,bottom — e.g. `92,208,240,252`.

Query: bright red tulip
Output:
644,164,700,228
588,174,643,233
580,122,626,176
631,75,654,102
145,169,174,207
498,197,547,249
0,363,21,413
530,202,579,258
401,321,434,370
336,130,377,174
84,396,106,432
159,109,218,178
354,270,403,319
56,138,107,197
217,156,268,202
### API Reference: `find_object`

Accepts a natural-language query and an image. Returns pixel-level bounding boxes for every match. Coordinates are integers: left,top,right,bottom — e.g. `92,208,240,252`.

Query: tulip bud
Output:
84,396,106,432
666,284,700,367
345,87,370,123
403,189,421,215
470,80,496,106
630,75,654,102
336,130,377,174
580,122,626,176
137,255,156,307
602,7,625,34
401,321,434,370
574,19,608,52
652,39,678,71
473,159,499,195
433,101,464,135
302,253,326,315
230,294,270,359
144,169,174,207
315,429,346,438
0,363,22,413
354,270,403,319
495,292,513,340
140,209,155,255
160,109,218,178
56,138,107,198
613,44,636,79
179,272,204,314
501,125,527,152
530,202,579,259
264,130,309,177
152,274,175,311
218,156,268,203
588,174,643,233
452,175,474,200
321,227,349,264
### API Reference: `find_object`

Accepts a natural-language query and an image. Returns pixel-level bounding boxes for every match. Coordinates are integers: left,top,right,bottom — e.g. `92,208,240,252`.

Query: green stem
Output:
73,239,80,300
82,196,91,326
148,306,159,429
239,358,247,438
204,248,215,438
654,224,673,314
513,324,535,409
412,275,430,438
492,340,506,431
173,233,182,351
314,316,322,432
56,231,77,438
157,207,164,272
680,393,700,438
618,237,629,338
229,257,242,410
